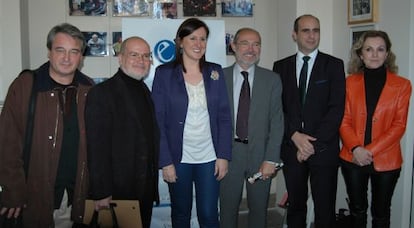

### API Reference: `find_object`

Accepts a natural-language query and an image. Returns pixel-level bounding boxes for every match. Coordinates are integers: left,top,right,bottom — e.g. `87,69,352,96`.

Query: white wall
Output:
275,0,297,60
1,0,413,227
410,0,414,224
0,0,24,100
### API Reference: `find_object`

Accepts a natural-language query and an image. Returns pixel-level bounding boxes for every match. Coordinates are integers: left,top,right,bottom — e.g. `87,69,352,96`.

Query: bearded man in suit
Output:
220,27,284,228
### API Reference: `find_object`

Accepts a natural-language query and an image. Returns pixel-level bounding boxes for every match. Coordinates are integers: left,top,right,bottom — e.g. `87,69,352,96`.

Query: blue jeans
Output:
168,161,219,228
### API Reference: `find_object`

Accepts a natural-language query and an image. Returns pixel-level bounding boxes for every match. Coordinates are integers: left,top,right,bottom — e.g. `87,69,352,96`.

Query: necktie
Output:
299,56,310,106
236,71,250,140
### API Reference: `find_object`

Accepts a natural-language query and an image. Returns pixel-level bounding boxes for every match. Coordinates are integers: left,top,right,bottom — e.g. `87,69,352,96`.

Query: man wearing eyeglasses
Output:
0,23,94,227
220,27,284,228
85,36,159,228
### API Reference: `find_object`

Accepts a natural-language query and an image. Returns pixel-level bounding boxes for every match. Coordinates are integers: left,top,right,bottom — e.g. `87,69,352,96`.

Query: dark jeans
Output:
341,160,400,228
168,161,219,228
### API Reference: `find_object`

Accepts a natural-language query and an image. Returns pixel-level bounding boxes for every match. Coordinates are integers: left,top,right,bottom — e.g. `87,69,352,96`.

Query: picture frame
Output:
152,0,177,19
183,0,216,17
350,24,376,48
112,32,122,56
221,0,253,17
69,0,107,16
225,32,235,55
112,0,150,17
348,0,377,25
82,32,108,56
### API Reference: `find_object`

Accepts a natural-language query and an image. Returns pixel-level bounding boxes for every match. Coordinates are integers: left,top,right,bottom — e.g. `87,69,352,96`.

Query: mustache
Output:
242,51,257,56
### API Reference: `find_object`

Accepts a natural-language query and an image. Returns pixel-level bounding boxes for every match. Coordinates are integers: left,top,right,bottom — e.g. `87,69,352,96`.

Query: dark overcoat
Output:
85,70,159,203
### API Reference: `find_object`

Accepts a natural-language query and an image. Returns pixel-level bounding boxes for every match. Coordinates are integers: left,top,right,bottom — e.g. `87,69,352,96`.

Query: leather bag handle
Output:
89,203,119,228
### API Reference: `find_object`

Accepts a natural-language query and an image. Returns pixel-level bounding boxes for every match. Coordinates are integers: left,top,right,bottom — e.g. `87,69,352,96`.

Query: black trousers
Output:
139,197,154,228
341,160,400,228
283,160,338,228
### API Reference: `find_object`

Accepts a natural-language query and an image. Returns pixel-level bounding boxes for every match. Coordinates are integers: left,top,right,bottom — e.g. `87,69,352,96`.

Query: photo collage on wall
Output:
69,0,254,57
69,0,181,17
69,0,254,17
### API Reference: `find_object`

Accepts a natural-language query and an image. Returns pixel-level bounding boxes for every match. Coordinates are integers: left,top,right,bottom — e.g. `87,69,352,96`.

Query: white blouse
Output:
181,80,216,164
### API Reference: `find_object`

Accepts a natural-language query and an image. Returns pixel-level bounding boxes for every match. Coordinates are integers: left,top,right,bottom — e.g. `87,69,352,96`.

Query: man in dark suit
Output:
85,36,159,228
220,27,284,228
272,14,345,228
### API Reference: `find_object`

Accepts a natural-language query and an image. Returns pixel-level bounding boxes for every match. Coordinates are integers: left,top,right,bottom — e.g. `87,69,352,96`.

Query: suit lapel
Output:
250,67,263,121
172,65,189,116
291,55,299,89
224,66,235,125
202,65,213,114
307,53,325,95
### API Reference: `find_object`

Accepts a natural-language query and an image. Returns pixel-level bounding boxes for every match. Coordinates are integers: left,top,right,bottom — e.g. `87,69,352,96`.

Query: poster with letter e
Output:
122,18,226,89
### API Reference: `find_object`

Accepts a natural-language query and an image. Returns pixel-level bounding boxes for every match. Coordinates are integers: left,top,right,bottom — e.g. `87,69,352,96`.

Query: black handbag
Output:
0,70,37,228
73,203,119,228
0,215,23,228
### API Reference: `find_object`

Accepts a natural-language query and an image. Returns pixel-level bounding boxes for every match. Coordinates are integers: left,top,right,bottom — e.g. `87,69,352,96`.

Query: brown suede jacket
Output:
0,62,94,227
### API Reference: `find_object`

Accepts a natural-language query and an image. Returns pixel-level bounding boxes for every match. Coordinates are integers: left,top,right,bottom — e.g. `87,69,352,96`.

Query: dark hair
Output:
174,18,209,73
348,30,397,73
47,23,86,53
232,27,261,44
293,14,320,32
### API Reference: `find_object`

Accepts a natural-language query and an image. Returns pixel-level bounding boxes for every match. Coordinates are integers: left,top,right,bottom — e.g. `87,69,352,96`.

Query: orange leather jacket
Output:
339,71,412,171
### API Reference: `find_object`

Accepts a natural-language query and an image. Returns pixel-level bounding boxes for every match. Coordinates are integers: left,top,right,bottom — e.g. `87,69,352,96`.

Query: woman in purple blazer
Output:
151,18,232,228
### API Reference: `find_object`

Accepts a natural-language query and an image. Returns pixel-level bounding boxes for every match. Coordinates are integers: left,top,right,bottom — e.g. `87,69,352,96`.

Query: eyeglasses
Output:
127,52,152,61
237,41,261,49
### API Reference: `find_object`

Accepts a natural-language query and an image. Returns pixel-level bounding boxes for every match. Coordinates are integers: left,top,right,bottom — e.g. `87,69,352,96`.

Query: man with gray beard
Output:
85,36,159,228
220,28,284,228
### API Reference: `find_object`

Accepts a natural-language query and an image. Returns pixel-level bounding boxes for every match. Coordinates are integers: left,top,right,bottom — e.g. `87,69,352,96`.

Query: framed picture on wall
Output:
112,32,122,56
225,32,235,55
153,0,177,19
83,32,108,56
112,0,149,16
69,0,107,16
221,0,253,17
183,0,216,17
350,24,376,48
348,0,377,24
